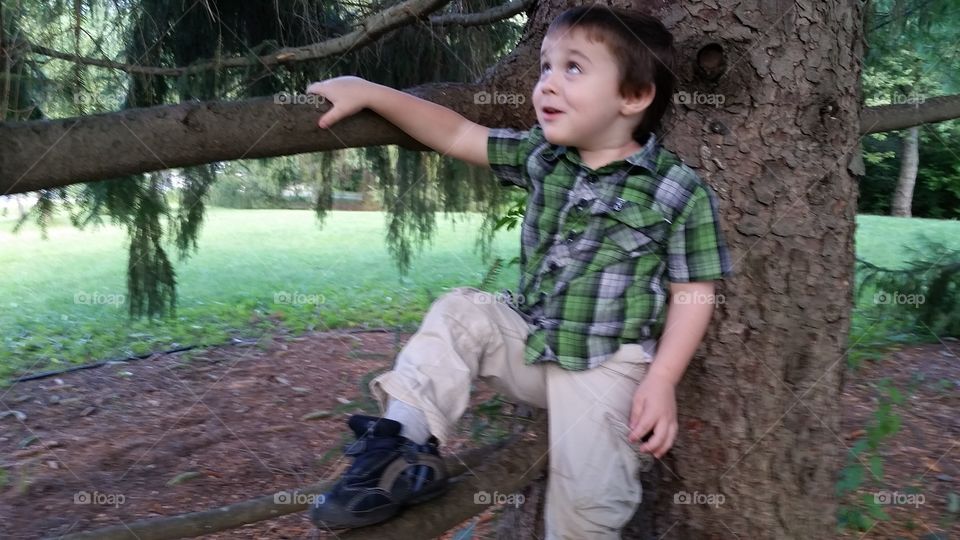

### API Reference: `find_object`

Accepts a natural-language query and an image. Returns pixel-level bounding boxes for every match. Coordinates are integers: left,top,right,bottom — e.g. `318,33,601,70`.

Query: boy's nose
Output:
538,73,559,95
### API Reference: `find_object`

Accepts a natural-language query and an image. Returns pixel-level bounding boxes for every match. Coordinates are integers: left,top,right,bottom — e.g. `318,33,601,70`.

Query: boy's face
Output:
534,28,645,149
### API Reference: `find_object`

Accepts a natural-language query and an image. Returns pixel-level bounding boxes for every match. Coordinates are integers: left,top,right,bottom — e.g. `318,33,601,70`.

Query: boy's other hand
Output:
306,76,371,129
627,369,678,458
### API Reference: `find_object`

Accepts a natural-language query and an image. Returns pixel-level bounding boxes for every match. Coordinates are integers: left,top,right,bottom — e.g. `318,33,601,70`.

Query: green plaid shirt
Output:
488,125,733,371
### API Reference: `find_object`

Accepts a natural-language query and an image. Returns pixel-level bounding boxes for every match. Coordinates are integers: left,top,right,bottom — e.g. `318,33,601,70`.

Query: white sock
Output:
384,398,432,445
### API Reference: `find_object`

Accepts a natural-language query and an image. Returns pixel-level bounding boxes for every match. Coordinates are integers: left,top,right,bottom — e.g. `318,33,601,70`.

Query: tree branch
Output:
51,421,548,540
20,0,451,76
0,82,497,196
860,93,960,134
428,0,532,27
19,0,532,76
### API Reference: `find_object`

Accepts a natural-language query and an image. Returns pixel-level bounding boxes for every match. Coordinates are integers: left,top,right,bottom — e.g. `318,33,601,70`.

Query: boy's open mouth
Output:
542,106,564,119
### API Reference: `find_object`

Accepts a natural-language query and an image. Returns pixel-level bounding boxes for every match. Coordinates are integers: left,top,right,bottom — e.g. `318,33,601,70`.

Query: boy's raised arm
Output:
306,76,490,167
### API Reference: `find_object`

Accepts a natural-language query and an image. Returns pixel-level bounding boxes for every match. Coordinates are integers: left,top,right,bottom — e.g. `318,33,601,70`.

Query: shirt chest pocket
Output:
593,198,671,256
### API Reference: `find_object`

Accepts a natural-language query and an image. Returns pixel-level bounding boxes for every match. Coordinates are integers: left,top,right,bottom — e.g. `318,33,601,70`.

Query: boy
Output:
305,6,732,538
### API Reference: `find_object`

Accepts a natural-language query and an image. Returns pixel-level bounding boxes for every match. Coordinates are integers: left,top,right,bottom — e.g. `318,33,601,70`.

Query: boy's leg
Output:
543,340,657,540
312,287,546,529
369,286,548,446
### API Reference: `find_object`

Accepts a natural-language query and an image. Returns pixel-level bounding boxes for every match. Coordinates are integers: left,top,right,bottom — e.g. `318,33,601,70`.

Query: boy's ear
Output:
621,84,656,116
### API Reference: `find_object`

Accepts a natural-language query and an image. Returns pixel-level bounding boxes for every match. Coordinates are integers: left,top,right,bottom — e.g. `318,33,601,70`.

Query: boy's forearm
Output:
646,282,717,386
362,82,485,162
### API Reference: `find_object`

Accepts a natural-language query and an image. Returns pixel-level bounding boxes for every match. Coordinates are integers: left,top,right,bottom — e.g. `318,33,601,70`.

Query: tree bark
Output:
643,1,861,536
891,126,919,217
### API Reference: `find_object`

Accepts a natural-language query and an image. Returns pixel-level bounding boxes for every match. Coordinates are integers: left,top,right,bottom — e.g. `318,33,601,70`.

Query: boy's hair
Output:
547,6,676,143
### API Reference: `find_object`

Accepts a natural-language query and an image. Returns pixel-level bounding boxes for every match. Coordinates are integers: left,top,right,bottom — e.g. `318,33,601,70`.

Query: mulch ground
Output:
0,331,956,539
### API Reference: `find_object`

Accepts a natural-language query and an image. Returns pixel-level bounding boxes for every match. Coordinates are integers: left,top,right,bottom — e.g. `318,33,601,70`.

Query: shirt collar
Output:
624,132,659,170
538,128,659,173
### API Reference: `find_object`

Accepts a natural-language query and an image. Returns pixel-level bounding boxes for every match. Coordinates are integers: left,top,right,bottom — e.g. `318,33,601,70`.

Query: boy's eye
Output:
540,63,551,74
567,62,582,74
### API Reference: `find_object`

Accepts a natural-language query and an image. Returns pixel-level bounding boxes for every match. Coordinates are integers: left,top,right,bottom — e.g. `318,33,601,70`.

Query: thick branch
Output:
860,93,960,134
20,0,532,76
51,422,548,540
0,82,495,196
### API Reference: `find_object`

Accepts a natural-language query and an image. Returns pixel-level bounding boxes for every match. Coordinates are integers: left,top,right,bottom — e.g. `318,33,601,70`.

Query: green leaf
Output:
869,455,884,480
948,492,959,514
837,463,865,494
850,439,869,457
167,471,202,486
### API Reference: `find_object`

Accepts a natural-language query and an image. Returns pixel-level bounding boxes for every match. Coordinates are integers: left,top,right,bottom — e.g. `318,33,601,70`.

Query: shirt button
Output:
586,174,598,183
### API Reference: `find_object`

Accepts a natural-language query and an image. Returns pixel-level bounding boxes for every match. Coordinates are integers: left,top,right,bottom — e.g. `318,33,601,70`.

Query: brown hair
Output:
547,6,676,143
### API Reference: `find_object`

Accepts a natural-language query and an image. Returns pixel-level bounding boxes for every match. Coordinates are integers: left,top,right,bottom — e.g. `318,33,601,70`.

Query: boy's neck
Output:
576,137,646,171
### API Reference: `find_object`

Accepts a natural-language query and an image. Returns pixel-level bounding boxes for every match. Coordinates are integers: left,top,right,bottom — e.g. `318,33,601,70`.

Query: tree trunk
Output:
475,1,864,538
891,126,919,217
640,1,861,536
2,0,863,538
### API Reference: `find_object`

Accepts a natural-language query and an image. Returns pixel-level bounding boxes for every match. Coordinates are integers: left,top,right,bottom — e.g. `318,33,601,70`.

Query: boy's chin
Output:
541,128,575,147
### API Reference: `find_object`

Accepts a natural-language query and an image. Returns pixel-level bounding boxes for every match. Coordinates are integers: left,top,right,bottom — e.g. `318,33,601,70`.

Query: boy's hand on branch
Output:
306,76,372,128
627,369,678,458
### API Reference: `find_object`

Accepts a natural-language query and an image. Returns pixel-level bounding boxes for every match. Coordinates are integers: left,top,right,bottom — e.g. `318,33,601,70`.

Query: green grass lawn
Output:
1,210,957,382
855,214,960,268
0,208,520,382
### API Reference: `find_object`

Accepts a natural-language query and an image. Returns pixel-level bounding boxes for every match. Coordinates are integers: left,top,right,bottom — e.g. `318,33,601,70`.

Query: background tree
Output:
860,0,960,217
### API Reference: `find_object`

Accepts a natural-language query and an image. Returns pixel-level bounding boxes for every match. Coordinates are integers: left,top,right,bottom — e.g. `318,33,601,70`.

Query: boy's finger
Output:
305,81,324,94
640,420,668,455
628,408,643,434
628,394,645,430
664,424,678,453
629,416,654,442
318,109,339,129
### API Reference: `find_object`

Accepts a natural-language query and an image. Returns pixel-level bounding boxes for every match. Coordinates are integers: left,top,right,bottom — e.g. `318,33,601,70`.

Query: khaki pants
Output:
370,287,656,539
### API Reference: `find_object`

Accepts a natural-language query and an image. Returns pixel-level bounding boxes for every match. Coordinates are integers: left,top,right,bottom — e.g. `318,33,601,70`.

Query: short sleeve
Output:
487,127,539,190
666,184,734,282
